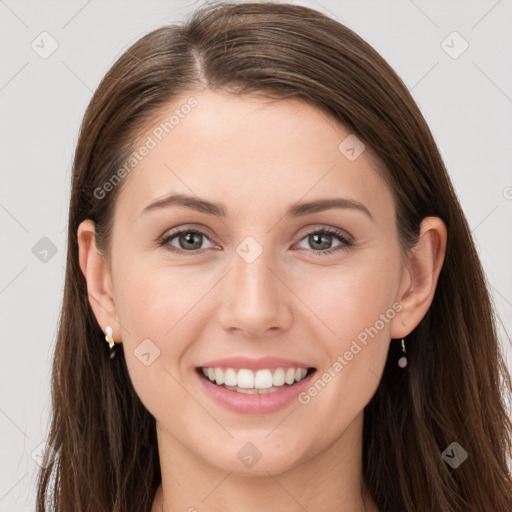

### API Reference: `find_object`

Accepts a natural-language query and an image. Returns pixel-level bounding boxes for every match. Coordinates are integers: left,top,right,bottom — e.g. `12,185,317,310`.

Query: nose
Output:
216,244,293,339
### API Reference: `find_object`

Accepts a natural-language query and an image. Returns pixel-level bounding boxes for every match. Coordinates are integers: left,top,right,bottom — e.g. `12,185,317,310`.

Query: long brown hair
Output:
36,1,512,510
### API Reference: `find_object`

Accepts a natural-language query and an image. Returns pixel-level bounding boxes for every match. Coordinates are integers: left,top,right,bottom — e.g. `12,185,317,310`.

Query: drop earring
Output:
398,337,407,368
105,325,116,359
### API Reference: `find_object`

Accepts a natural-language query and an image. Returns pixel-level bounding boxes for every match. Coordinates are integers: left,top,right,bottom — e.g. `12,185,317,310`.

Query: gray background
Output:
1,0,511,509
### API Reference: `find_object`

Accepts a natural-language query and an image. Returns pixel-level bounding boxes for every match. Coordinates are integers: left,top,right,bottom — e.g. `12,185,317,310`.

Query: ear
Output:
77,219,122,344
390,216,447,339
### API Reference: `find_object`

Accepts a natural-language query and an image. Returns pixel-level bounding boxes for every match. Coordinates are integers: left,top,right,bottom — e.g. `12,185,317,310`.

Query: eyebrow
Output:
141,193,374,221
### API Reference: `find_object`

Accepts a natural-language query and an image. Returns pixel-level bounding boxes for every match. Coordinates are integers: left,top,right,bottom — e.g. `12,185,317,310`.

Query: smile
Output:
199,366,314,394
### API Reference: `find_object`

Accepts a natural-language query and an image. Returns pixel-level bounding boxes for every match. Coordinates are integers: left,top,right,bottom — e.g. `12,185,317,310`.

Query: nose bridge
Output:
231,236,278,306
218,235,291,336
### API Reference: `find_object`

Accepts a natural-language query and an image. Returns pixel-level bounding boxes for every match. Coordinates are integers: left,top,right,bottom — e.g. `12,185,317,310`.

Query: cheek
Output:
112,258,215,399
293,253,399,426
112,265,197,423
114,253,211,343
293,251,399,401
294,251,400,346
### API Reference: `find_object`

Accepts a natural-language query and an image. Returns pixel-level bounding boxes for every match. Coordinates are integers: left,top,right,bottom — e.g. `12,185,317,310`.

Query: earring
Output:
398,337,407,368
105,325,116,359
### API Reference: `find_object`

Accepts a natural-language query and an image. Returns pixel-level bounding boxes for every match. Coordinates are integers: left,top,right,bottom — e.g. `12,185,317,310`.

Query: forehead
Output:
116,89,393,222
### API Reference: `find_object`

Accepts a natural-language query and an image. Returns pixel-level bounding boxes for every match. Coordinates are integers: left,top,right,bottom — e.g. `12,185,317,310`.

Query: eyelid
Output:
159,223,353,241
158,223,216,242
295,224,354,243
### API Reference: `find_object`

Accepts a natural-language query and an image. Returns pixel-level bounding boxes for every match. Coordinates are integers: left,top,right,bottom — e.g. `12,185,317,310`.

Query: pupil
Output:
182,232,201,249
311,233,330,250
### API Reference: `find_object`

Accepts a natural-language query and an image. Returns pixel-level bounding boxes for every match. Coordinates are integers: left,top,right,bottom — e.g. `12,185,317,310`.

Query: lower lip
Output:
195,368,316,414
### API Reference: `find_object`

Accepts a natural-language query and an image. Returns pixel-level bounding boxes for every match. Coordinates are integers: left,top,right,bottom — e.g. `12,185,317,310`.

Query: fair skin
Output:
77,90,446,512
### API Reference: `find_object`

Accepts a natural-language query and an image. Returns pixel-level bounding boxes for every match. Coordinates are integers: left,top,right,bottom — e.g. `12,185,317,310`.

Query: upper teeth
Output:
201,367,308,389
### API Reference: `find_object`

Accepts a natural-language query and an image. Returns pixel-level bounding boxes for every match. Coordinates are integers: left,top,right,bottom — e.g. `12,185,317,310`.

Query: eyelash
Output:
158,226,353,256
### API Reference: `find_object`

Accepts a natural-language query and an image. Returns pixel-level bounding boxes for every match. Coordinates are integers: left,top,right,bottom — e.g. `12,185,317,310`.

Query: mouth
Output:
196,366,317,394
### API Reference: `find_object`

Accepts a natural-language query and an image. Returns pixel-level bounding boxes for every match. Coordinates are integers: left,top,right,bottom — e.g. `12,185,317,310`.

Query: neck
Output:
151,412,378,512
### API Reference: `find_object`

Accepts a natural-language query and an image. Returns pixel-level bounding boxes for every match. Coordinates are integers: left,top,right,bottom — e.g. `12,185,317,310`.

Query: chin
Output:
200,437,310,477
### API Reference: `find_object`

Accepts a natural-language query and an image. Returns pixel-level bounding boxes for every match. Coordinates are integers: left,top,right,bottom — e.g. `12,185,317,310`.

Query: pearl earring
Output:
398,338,407,368
105,325,116,359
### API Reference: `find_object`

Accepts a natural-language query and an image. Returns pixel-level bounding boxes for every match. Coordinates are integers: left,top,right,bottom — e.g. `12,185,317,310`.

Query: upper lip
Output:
198,356,314,371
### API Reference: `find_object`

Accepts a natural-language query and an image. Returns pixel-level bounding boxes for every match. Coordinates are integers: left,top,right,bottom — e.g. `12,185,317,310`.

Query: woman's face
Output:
96,90,410,475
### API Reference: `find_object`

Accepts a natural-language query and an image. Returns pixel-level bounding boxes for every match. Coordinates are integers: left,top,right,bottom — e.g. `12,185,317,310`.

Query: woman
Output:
36,1,512,511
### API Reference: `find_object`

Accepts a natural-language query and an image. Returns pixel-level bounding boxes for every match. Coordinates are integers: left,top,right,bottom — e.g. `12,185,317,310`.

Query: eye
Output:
159,229,216,254
295,227,353,256
159,226,353,256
